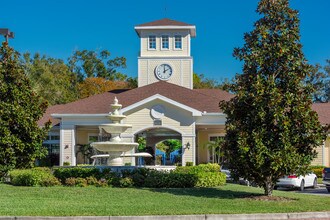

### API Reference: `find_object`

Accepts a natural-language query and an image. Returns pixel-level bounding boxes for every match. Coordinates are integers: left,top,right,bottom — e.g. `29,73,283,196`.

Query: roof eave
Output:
51,114,109,119
134,26,196,37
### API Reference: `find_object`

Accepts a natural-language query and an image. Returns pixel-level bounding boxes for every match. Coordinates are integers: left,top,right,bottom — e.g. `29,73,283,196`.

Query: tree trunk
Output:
263,177,273,196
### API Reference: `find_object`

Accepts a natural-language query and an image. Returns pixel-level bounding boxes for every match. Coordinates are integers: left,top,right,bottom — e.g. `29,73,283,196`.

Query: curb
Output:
1,212,330,220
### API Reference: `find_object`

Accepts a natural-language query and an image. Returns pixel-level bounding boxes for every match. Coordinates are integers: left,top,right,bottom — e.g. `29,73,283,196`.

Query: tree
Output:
193,73,221,89
220,0,327,196
126,77,138,89
205,137,225,166
78,77,129,99
304,61,330,103
22,53,79,105
0,42,50,176
68,49,127,82
75,144,94,164
325,60,330,101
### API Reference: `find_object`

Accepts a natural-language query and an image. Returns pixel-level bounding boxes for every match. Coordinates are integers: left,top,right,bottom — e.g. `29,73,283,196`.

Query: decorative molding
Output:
120,94,202,116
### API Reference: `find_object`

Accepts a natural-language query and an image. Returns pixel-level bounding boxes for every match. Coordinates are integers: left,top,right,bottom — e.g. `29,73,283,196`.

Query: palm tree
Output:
75,144,94,164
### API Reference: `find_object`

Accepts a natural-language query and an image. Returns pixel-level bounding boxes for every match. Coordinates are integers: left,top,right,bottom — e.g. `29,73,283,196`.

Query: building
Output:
39,18,330,167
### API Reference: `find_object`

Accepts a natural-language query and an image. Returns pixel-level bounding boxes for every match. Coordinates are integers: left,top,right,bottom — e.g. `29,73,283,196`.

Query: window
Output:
51,135,60,140
174,35,182,49
148,35,156,49
161,35,169,49
43,144,60,154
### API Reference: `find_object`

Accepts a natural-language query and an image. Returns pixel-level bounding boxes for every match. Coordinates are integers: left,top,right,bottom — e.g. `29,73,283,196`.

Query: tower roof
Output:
135,18,196,37
136,18,192,27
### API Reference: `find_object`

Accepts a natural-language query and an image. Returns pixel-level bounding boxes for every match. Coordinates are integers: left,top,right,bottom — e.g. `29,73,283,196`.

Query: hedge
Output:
9,168,61,186
53,167,102,183
8,164,226,188
174,163,226,187
310,165,326,178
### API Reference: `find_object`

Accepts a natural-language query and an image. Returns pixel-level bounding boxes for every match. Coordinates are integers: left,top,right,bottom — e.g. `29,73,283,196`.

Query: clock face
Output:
155,64,173,80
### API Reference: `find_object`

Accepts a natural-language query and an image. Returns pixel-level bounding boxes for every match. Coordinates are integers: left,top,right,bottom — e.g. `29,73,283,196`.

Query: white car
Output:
275,173,318,191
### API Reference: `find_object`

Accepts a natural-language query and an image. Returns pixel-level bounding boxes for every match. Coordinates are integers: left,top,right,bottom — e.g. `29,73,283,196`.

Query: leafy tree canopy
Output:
68,49,127,82
21,53,79,105
0,42,50,176
220,0,327,196
306,61,330,103
78,77,129,99
193,73,227,89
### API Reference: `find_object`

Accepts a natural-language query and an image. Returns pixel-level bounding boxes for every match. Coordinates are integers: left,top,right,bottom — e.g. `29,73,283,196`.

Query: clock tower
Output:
135,18,196,89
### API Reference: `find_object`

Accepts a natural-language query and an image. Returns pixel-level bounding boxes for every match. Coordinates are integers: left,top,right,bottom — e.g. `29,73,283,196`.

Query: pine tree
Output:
220,0,327,196
0,42,50,176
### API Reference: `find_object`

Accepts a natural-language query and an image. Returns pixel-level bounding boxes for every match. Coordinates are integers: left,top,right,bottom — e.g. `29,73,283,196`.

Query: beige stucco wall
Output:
138,58,192,89
139,30,190,57
123,100,195,135
76,128,99,145
197,129,226,164
123,100,195,165
312,136,330,166
138,29,192,89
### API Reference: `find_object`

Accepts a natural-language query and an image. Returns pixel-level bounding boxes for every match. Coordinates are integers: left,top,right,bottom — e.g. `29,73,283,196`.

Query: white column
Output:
60,124,76,166
71,126,76,166
182,134,195,166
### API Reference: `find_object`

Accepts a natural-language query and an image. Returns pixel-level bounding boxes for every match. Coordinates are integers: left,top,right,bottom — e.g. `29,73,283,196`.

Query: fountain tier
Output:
90,97,140,166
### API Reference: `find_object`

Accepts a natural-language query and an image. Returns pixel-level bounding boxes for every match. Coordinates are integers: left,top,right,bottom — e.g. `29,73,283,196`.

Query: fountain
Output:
90,97,140,166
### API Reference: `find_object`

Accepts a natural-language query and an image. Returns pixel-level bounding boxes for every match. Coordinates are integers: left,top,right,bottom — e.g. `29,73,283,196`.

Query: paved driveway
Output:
277,185,330,196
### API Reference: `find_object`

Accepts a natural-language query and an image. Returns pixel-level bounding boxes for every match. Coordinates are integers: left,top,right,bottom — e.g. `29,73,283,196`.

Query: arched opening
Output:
135,127,182,166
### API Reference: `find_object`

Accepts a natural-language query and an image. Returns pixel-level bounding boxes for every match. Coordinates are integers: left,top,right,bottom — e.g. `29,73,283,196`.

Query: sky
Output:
1,0,329,81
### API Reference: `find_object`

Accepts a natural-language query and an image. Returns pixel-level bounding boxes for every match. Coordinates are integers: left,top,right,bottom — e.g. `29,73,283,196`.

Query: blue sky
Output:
1,0,329,81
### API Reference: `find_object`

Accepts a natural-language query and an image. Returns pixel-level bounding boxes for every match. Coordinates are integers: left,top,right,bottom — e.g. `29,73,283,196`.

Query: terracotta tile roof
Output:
37,105,65,127
312,102,330,125
38,82,329,127
136,18,192,27
38,82,234,126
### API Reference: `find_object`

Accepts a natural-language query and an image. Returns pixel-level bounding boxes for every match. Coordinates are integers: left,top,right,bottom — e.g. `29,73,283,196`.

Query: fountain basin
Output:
108,115,126,122
99,124,132,134
91,141,138,152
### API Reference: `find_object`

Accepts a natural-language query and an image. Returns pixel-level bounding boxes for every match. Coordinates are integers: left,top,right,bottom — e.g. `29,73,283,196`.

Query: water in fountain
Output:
90,97,139,166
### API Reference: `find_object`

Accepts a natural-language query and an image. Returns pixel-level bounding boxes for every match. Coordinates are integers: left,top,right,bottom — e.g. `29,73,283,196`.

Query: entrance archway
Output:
135,127,182,166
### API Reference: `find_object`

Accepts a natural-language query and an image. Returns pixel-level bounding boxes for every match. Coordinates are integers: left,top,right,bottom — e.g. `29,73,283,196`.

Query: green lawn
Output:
0,183,330,216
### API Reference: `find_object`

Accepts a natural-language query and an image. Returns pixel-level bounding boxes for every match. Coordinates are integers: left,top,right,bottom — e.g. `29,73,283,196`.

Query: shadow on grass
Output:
142,186,262,199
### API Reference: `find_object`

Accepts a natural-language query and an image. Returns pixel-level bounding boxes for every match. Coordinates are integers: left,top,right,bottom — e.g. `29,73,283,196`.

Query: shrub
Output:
64,177,88,187
310,166,325,178
174,163,225,187
75,178,88,187
63,162,70,166
53,167,102,183
166,172,197,188
195,172,226,187
9,168,60,186
175,163,220,174
108,176,121,187
186,162,193,166
95,179,108,187
65,177,77,186
86,176,99,186
119,177,134,188
40,176,61,187
143,170,197,188
131,173,145,187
